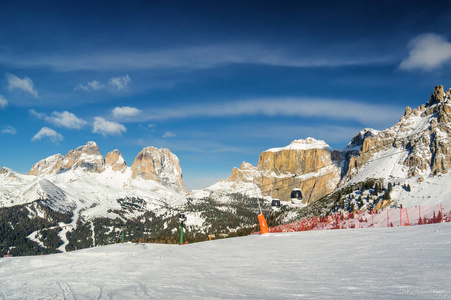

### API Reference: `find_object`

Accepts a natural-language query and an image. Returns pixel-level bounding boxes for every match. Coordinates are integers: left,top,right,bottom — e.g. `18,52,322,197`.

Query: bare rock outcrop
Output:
346,85,451,179
227,138,342,203
105,149,127,172
29,154,64,176
59,141,105,173
131,147,185,192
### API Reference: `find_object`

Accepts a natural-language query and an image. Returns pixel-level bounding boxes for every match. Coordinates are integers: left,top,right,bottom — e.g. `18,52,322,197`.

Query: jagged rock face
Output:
228,162,258,183
60,141,105,173
29,154,64,176
347,128,379,148
347,85,451,179
131,147,185,192
428,85,444,106
105,150,127,172
228,138,342,203
27,142,186,193
29,142,105,175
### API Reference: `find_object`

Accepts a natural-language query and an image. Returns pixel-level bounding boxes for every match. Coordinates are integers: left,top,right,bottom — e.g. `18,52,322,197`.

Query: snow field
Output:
1,223,450,299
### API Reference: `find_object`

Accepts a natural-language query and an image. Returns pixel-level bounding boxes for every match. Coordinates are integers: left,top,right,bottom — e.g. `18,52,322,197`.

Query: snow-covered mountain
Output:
196,85,451,209
1,142,186,213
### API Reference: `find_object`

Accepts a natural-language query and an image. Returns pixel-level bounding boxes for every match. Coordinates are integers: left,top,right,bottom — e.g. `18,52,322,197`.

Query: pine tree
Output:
407,184,411,192
388,182,393,192
374,183,379,195
383,190,391,200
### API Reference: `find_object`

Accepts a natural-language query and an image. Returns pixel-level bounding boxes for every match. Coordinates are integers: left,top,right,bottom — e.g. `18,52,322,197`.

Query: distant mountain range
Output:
1,85,450,256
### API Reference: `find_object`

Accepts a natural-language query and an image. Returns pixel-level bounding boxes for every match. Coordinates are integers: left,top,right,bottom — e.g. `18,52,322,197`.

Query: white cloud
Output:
92,117,126,137
112,106,141,118
75,80,105,92
87,80,105,91
46,111,87,129
6,73,39,98
0,44,393,72
31,127,63,143
137,97,402,127
75,75,130,92
74,84,90,91
399,33,451,71
1,125,16,135
0,95,7,108
29,109,87,130
29,109,47,119
162,131,176,138
108,75,131,90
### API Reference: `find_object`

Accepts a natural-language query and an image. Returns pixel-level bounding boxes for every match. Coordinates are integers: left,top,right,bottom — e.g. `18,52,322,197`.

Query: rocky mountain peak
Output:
29,154,64,176
60,141,105,173
428,85,445,106
346,128,379,148
131,147,185,192
105,149,126,172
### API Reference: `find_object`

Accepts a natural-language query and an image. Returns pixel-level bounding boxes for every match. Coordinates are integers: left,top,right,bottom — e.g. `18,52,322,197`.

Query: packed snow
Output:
1,223,450,299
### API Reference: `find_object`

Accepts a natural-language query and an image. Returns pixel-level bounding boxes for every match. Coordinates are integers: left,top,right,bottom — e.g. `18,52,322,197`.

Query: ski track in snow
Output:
0,223,450,299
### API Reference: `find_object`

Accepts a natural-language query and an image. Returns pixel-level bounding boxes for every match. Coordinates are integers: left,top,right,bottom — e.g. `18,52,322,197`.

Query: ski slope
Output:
1,223,450,299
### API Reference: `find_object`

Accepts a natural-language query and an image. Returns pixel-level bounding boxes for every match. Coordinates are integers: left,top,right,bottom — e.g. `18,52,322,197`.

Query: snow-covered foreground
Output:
1,223,450,299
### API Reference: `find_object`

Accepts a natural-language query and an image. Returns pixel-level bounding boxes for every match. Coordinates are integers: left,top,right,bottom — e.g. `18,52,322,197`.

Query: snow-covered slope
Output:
1,223,450,299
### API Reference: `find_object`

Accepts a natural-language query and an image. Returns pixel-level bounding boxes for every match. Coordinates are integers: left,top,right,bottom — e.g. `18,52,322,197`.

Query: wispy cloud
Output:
29,109,87,130
6,73,39,98
29,109,46,119
108,75,131,91
112,106,141,119
0,95,7,108
399,33,451,71
162,131,176,138
31,127,63,143
1,125,16,135
92,117,126,137
137,97,402,127
75,75,131,92
75,80,105,91
1,44,394,72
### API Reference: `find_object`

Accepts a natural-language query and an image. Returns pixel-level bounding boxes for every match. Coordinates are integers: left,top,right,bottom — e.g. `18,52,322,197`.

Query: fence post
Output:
387,209,390,227
419,205,421,225
358,211,360,228
441,203,444,223
405,208,410,226
400,207,402,227
371,210,374,228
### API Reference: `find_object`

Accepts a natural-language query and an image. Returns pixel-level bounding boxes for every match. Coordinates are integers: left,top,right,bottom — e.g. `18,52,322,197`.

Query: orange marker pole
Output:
258,213,269,234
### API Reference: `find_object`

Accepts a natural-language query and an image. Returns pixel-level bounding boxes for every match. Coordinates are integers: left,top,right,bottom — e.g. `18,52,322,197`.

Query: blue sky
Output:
1,0,451,190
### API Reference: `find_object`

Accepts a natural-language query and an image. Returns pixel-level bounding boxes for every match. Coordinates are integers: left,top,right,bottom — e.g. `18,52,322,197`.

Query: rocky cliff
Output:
227,138,346,203
29,142,105,175
131,147,185,193
346,85,451,179
28,142,185,192
226,85,451,205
